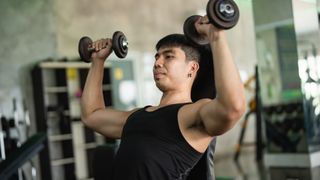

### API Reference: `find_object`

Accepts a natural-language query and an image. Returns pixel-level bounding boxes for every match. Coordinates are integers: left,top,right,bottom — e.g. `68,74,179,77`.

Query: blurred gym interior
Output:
0,0,319,179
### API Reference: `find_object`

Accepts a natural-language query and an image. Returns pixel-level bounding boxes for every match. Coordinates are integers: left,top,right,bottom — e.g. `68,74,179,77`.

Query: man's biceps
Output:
199,102,216,119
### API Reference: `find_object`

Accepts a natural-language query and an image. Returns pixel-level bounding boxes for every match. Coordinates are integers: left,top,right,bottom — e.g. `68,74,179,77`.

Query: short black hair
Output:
155,34,200,62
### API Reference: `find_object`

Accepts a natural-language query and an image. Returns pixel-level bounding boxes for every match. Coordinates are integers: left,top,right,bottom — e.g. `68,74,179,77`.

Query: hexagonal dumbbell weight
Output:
78,31,128,62
183,0,239,45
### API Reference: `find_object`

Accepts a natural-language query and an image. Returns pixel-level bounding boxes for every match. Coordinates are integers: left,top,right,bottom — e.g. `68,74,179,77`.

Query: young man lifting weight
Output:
81,15,245,180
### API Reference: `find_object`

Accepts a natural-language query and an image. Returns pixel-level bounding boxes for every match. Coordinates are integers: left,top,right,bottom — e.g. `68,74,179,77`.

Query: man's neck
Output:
159,90,192,107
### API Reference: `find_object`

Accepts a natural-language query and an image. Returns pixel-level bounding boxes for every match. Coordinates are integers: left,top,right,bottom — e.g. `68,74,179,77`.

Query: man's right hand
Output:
91,38,113,62
194,16,222,43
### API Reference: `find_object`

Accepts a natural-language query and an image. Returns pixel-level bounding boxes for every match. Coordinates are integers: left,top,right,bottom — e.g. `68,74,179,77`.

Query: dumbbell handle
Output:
87,40,129,52
87,47,95,52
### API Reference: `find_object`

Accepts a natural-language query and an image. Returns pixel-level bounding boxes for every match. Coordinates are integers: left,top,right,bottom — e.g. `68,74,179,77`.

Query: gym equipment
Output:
0,133,46,180
78,31,128,62
183,0,239,45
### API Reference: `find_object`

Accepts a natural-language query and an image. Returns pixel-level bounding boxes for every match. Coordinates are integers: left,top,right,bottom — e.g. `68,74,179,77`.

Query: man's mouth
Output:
153,71,166,79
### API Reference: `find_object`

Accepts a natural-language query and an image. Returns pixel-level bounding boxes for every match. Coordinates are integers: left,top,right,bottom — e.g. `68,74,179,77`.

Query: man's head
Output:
153,34,201,92
154,34,216,101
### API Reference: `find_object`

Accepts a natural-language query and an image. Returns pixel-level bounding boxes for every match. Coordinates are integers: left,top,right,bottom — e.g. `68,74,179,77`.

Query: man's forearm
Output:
81,60,106,118
210,32,245,114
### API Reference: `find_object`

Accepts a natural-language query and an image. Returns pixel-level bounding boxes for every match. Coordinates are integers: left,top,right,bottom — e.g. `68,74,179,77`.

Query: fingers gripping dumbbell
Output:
78,31,128,62
183,0,239,45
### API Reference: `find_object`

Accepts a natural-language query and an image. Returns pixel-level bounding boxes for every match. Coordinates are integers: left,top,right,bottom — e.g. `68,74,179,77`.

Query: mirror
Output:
253,0,309,153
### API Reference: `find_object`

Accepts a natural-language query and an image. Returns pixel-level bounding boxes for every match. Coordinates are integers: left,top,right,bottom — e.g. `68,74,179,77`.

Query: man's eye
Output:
166,56,174,59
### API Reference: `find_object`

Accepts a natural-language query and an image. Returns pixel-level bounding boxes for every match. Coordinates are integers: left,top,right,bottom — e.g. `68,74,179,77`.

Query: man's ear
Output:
190,61,200,74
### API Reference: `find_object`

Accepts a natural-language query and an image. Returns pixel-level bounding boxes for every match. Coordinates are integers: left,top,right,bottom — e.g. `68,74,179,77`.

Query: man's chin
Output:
155,81,165,91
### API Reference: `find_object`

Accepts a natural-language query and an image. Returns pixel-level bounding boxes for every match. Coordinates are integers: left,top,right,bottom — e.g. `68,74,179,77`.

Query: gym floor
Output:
215,147,267,180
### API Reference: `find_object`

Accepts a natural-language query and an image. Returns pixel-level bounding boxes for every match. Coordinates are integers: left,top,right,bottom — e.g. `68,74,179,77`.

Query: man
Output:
81,16,245,180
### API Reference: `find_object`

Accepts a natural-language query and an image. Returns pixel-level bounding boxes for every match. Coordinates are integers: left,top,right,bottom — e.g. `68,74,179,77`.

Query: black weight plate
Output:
183,15,209,45
207,0,239,29
214,0,236,22
118,35,128,54
112,31,128,58
78,36,93,63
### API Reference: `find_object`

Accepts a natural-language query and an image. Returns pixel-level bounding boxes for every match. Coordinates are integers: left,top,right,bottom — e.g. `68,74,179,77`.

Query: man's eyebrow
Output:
154,49,175,58
162,49,175,54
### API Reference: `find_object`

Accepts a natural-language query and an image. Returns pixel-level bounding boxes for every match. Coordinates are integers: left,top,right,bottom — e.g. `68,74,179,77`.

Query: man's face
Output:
153,46,193,91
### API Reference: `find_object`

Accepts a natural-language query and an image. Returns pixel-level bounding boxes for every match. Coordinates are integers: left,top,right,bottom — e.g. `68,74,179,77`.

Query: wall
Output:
0,0,56,131
53,0,209,58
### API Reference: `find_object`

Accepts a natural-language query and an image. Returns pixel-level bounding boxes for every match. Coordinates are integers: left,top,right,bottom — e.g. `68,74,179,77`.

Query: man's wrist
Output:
210,31,225,44
91,58,105,66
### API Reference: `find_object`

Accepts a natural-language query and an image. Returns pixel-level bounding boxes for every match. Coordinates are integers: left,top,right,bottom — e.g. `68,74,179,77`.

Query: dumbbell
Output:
78,31,128,62
183,0,240,45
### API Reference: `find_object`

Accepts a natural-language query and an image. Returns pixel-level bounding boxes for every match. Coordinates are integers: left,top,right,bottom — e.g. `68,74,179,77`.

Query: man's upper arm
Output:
82,107,138,139
198,99,242,136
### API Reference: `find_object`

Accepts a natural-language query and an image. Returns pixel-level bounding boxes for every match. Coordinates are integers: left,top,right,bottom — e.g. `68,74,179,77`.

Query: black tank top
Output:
113,103,203,180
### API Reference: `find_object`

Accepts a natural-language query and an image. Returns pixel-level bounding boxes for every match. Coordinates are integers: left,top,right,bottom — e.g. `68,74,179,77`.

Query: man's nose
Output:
154,57,164,68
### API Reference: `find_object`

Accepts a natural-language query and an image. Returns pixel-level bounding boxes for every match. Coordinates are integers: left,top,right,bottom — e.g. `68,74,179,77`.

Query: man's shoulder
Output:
188,98,212,109
194,98,212,105
178,98,212,112
179,98,212,119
